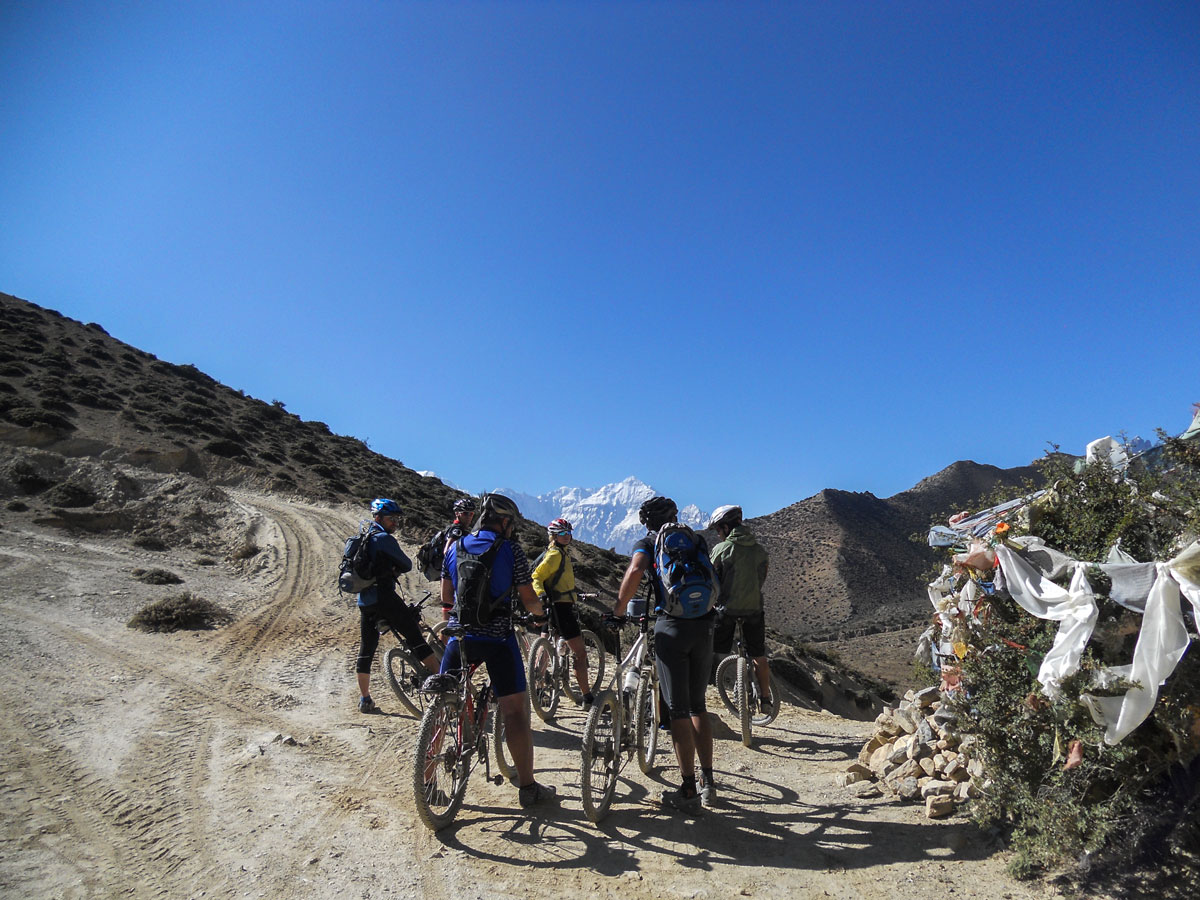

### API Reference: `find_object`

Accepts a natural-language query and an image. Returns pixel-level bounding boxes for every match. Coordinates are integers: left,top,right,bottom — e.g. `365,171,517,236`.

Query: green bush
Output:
954,432,1200,893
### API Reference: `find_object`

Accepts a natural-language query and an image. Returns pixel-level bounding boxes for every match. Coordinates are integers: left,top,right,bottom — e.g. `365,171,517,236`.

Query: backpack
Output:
337,525,376,594
453,535,507,627
652,523,719,618
533,545,570,602
416,528,450,581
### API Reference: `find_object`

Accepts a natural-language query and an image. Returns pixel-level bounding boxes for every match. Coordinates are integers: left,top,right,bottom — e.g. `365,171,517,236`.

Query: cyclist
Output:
531,518,594,708
436,493,557,808
438,497,478,621
612,496,716,812
708,505,772,715
355,498,439,714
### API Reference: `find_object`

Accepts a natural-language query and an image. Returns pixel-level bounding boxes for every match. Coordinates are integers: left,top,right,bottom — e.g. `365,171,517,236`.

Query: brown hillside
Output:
753,460,1044,644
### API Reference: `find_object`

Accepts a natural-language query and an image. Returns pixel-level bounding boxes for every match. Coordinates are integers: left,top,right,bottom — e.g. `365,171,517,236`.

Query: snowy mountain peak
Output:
501,478,707,554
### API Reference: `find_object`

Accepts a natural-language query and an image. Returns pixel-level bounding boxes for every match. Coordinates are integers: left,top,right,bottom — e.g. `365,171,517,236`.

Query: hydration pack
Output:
453,535,507,627
416,528,449,581
652,523,719,618
337,525,375,594
532,545,570,602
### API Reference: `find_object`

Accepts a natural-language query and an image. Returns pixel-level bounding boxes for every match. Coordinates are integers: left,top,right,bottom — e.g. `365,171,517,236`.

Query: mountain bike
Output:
525,605,606,723
714,610,779,747
381,592,448,717
579,598,661,824
411,625,515,830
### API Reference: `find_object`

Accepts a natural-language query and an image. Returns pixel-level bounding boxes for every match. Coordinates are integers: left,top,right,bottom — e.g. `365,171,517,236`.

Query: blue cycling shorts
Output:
438,632,527,698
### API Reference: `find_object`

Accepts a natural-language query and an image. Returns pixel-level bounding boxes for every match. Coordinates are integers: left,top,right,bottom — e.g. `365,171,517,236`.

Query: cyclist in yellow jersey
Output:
531,518,594,707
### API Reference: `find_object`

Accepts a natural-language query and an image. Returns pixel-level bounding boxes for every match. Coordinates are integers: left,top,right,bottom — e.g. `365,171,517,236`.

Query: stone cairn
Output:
837,685,986,819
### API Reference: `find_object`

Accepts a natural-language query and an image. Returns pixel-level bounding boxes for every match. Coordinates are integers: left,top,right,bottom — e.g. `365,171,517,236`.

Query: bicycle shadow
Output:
421,763,997,876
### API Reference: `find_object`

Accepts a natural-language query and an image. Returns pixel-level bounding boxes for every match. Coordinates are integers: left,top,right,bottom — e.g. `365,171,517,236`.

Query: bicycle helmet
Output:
638,496,678,530
707,504,742,531
547,518,573,537
480,492,520,520
453,496,477,515
371,498,401,516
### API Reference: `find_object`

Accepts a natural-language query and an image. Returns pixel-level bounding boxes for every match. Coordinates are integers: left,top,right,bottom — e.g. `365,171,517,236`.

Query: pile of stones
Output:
836,685,986,819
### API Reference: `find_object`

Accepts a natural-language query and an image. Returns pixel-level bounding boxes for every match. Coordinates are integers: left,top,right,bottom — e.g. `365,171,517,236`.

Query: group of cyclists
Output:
352,489,771,815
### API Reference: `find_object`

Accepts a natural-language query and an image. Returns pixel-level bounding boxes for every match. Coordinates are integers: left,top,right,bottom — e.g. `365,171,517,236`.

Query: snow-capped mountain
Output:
502,476,707,554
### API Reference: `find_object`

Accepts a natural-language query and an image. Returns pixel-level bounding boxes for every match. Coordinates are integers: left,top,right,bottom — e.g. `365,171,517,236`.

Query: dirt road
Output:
0,490,1055,900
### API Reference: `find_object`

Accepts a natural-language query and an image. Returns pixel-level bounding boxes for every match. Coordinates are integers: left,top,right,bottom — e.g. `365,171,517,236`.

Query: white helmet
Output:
707,505,742,530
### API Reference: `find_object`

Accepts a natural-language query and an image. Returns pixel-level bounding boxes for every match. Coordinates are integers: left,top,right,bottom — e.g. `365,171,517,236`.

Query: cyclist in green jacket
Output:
708,505,773,714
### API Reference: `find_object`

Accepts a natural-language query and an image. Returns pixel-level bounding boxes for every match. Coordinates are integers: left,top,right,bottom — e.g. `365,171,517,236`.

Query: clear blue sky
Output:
2,2,1197,517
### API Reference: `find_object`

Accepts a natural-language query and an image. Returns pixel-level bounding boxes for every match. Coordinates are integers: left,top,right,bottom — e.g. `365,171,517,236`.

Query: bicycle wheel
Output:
412,694,470,831
750,670,780,726
581,690,621,824
491,697,518,784
527,636,560,723
736,656,753,748
715,654,739,714
563,630,607,705
634,668,660,774
383,647,426,717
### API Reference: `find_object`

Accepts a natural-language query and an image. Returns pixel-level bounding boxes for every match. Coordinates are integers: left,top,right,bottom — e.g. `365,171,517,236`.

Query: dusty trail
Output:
0,491,1056,900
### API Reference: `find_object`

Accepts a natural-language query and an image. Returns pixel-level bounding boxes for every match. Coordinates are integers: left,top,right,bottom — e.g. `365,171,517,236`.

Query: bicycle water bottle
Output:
622,668,639,695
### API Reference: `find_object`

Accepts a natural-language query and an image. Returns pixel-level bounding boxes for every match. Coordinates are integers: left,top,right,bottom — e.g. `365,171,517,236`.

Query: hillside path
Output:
0,490,1057,900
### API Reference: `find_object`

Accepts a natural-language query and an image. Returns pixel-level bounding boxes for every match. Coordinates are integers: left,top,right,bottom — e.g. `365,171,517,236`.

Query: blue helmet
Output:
371,498,400,516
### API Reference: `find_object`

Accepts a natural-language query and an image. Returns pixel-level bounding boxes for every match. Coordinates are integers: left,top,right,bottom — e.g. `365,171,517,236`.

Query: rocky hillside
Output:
0,292,628,596
752,459,1045,641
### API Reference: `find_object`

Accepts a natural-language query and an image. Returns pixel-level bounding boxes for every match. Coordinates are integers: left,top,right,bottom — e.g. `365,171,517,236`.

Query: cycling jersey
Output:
531,543,578,603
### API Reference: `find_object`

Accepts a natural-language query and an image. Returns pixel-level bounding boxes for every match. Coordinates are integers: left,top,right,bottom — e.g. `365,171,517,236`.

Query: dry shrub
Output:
132,534,169,551
128,593,232,632
232,542,260,560
131,567,183,585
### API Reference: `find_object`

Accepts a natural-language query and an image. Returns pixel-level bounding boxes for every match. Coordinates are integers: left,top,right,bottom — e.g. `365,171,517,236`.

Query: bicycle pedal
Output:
492,774,504,786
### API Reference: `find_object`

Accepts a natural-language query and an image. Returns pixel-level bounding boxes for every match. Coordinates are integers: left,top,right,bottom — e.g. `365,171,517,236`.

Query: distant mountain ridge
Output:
502,476,706,553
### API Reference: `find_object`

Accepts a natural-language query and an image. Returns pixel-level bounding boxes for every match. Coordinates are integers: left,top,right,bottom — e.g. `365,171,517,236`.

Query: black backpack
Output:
337,525,375,594
416,528,449,581
453,535,506,627
532,545,570,602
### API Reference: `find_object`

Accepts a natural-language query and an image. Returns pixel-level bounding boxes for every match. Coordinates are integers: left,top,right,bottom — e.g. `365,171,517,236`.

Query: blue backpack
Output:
652,524,719,618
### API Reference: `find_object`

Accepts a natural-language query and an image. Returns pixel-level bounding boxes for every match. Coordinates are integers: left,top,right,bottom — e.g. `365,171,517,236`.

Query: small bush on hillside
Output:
128,593,232,632
44,481,97,508
232,542,260,560
132,534,169,551
131,567,183,585
196,556,217,566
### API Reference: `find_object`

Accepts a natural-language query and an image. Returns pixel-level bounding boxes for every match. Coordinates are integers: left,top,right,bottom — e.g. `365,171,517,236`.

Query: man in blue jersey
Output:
612,496,717,812
355,498,439,714
437,493,557,808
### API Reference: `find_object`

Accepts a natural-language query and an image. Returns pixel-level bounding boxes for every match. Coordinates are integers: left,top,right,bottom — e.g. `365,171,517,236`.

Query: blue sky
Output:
2,2,1197,517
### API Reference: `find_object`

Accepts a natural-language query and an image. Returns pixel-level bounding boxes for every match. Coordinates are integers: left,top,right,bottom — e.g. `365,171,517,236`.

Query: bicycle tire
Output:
580,690,621,824
412,694,470,831
563,629,607,705
715,654,739,714
737,656,753,748
634,667,660,774
491,697,518,784
527,636,560,723
383,647,425,717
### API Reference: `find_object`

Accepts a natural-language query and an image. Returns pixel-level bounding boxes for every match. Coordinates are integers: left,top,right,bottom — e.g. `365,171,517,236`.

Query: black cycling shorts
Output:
357,596,433,674
713,611,766,658
548,601,582,641
653,613,715,720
